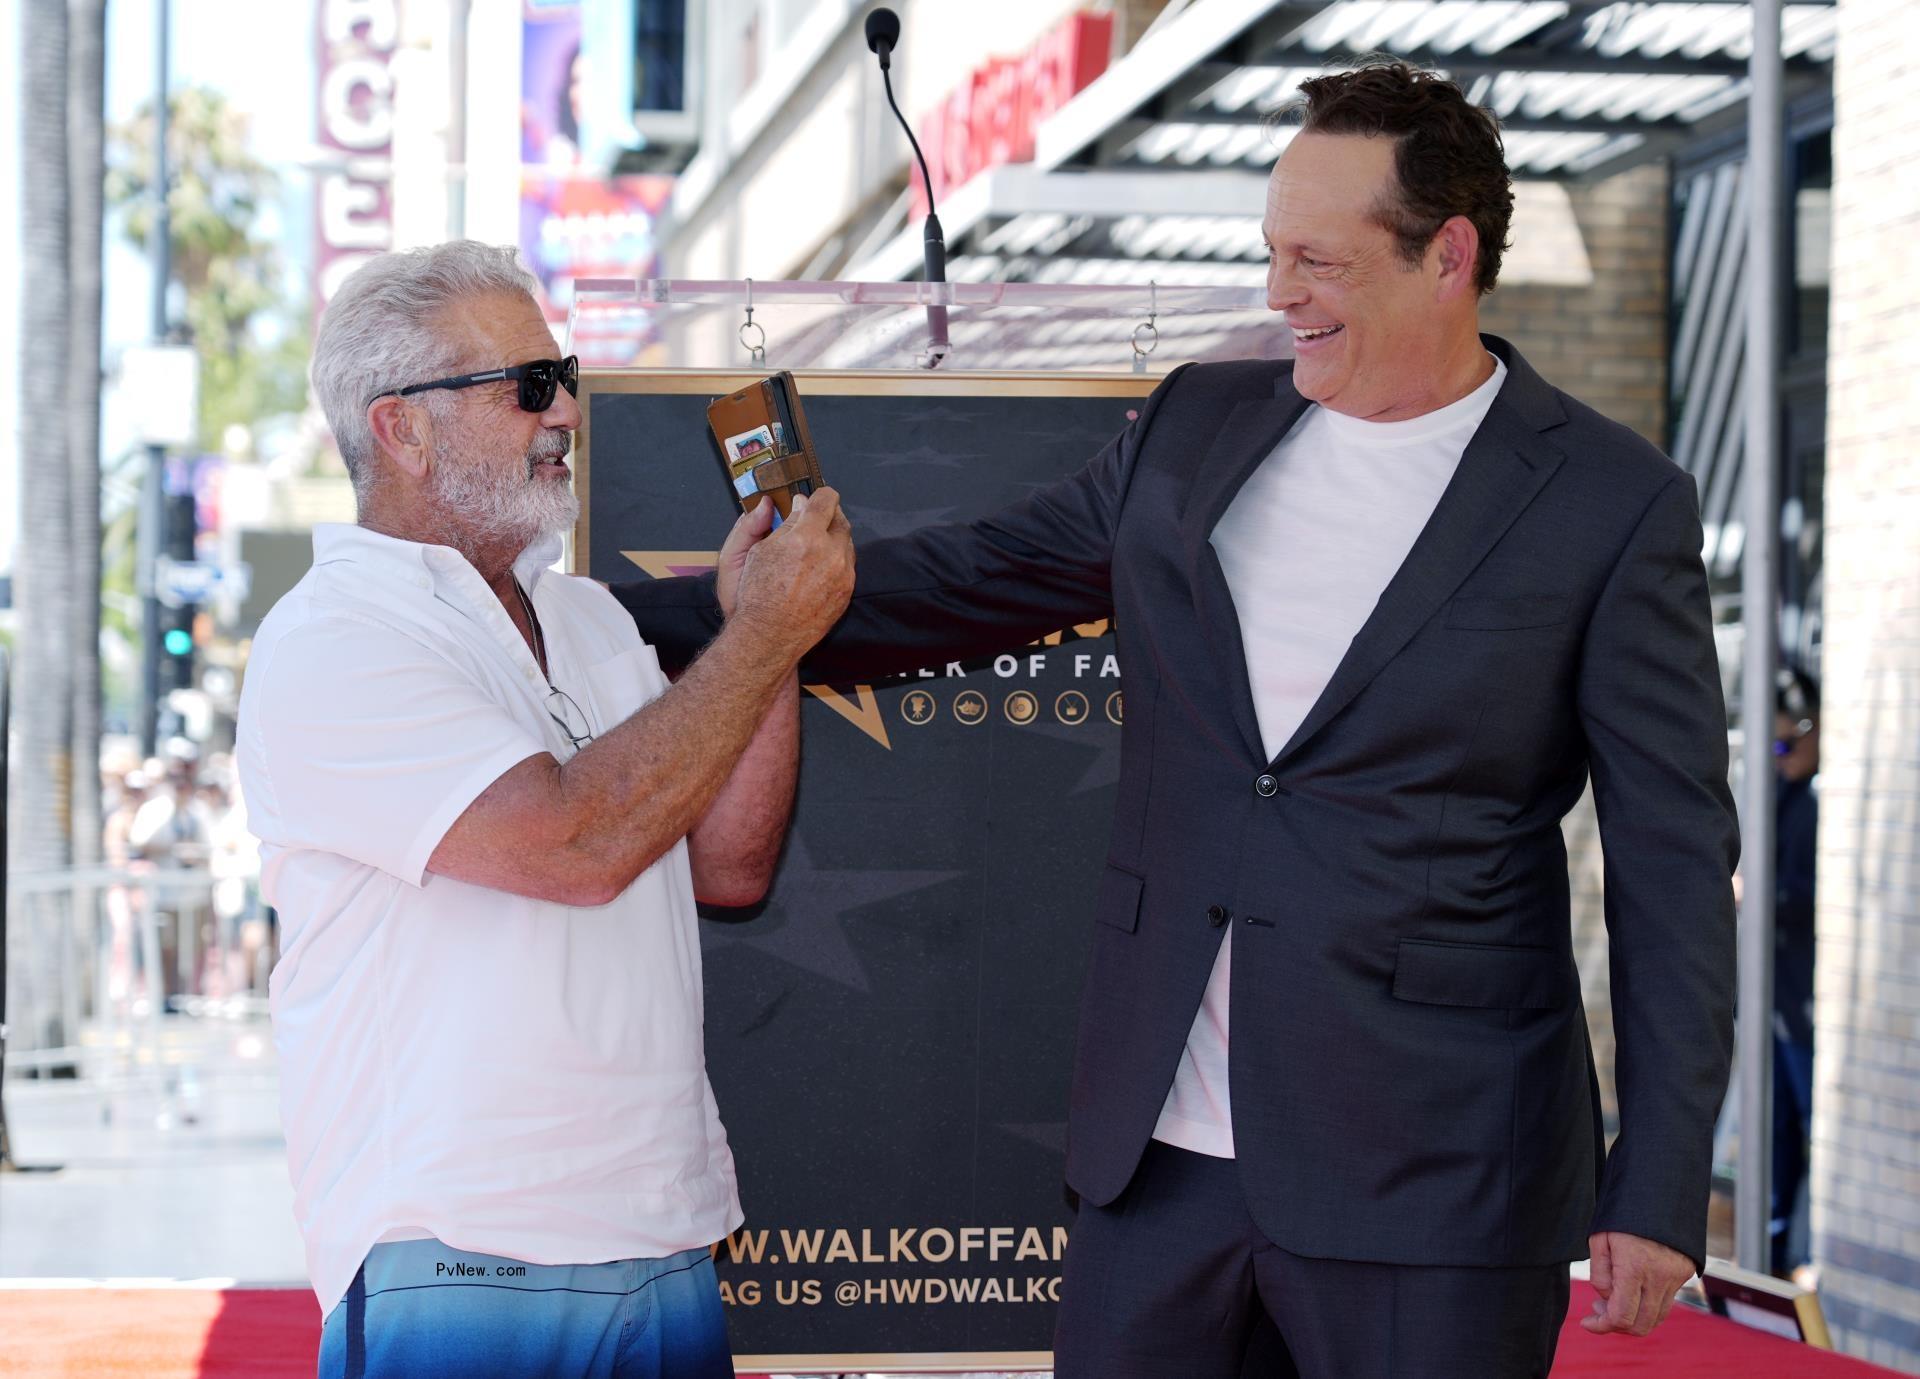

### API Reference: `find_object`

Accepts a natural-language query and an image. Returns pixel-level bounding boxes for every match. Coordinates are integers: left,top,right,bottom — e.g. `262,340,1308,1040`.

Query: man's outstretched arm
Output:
613,364,1193,681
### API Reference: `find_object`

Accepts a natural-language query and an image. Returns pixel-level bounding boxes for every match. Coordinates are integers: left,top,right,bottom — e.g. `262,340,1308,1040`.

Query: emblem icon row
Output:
899,688,1123,727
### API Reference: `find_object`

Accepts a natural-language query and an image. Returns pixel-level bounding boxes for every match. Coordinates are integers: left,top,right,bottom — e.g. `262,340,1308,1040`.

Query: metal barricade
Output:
3,865,270,1079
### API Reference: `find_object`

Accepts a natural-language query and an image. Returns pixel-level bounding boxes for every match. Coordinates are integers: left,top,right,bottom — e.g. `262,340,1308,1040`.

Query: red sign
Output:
911,12,1114,220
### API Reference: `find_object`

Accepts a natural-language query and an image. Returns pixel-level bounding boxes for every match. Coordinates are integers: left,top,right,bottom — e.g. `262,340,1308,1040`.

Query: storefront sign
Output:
315,0,398,308
521,0,674,363
913,12,1114,219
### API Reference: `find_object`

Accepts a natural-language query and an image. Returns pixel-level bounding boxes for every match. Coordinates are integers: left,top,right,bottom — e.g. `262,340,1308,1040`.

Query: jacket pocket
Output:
1391,939,1568,1010
1094,864,1145,933
1444,595,1568,630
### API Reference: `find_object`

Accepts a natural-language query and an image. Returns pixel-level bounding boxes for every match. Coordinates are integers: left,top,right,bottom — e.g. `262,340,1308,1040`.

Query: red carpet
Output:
0,1282,1898,1377
0,1288,318,1379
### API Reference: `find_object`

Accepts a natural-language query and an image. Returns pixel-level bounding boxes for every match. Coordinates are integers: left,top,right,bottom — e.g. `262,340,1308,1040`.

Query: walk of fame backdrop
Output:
577,370,1157,1371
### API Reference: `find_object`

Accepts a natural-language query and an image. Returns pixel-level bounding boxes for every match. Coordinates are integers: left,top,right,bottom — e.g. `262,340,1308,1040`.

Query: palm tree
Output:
69,0,107,873
110,87,305,448
11,0,75,1053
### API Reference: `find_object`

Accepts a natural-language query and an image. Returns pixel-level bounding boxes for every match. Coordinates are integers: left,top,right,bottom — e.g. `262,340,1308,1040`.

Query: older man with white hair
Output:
238,241,853,1378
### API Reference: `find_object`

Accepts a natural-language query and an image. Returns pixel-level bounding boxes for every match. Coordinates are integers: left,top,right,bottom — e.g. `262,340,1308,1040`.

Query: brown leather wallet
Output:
706,372,824,521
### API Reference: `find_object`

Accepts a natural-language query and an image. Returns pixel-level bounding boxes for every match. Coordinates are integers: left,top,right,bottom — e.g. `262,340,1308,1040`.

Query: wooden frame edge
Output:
571,368,1161,574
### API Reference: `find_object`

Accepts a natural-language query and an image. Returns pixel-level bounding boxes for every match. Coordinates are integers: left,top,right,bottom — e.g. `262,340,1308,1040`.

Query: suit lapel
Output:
1268,373,1567,770
1181,391,1312,764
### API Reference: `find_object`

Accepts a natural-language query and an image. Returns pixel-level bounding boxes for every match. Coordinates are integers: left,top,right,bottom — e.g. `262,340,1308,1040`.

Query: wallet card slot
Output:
766,376,799,457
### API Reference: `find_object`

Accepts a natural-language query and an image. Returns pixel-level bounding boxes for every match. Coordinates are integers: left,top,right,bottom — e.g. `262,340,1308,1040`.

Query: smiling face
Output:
421,291,583,554
1263,132,1483,421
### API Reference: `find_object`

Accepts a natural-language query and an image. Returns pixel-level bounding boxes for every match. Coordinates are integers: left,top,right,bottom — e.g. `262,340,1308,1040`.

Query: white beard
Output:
430,437,579,557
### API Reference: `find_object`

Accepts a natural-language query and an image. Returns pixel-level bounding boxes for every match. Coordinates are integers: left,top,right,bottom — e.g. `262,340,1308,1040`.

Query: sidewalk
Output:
0,1015,307,1284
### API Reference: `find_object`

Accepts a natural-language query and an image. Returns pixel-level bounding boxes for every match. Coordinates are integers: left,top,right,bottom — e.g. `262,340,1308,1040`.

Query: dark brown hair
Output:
1283,60,1513,294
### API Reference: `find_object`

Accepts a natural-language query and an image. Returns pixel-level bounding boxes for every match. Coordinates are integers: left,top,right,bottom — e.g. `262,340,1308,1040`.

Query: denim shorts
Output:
317,1237,732,1379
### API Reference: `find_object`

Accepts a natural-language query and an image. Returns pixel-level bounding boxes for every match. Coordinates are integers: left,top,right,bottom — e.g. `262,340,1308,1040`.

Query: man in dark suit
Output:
616,61,1737,1379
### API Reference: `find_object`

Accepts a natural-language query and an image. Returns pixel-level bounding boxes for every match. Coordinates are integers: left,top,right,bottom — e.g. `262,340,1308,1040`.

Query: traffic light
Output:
159,606,196,692
158,487,198,693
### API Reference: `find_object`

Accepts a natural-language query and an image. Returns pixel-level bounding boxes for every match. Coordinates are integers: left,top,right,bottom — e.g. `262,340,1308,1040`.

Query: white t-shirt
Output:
1152,357,1508,1158
237,523,742,1317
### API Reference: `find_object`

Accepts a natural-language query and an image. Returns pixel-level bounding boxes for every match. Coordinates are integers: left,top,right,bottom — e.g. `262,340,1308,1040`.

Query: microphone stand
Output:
871,23,950,368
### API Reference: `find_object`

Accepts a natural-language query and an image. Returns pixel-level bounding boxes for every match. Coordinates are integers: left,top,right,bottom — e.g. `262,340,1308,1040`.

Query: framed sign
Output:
577,370,1155,1371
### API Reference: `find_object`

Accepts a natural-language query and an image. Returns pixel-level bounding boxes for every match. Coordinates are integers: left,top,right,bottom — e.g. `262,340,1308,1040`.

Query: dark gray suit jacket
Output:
615,336,1739,1271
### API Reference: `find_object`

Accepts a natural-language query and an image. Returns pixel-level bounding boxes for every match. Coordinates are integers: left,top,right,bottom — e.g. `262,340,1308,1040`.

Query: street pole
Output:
448,0,470,240
1736,0,1784,1277
137,0,172,757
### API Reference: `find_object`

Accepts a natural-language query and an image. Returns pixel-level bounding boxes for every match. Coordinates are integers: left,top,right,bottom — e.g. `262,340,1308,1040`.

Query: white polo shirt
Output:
237,523,741,1318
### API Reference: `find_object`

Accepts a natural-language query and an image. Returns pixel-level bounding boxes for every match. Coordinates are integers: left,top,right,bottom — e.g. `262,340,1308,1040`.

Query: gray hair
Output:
309,242,539,502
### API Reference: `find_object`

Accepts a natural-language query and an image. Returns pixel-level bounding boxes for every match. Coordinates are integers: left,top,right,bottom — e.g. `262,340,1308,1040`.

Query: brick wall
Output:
1483,162,1671,447
1813,0,1920,1369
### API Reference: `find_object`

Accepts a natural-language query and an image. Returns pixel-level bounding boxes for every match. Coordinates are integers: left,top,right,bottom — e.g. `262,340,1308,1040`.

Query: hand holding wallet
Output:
707,371,825,524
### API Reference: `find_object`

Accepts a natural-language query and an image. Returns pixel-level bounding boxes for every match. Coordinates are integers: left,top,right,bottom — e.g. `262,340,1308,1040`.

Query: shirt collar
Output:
312,524,564,596
515,533,565,592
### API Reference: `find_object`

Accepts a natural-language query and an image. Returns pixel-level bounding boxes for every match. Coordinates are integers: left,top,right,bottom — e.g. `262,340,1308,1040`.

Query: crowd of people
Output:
97,737,271,1007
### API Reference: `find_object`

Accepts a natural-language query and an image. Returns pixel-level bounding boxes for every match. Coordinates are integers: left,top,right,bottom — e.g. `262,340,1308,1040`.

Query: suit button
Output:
1255,773,1280,798
1206,904,1230,927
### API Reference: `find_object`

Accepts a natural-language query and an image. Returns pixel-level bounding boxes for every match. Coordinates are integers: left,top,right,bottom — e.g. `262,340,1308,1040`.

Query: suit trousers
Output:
1053,1141,1569,1379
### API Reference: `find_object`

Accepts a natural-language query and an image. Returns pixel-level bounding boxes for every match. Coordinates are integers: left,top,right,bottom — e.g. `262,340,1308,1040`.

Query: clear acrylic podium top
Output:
565,278,1285,374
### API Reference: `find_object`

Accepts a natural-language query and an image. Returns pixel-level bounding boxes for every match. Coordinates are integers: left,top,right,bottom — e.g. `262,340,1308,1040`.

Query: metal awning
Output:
1044,0,1837,181
852,0,1835,284
849,163,1272,282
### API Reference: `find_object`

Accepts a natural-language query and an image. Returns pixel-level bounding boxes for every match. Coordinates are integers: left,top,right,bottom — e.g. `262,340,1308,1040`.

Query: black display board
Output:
579,371,1154,1372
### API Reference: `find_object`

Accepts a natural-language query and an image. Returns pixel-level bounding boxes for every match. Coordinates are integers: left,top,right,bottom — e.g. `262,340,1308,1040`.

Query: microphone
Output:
863,7,899,69
864,6,949,367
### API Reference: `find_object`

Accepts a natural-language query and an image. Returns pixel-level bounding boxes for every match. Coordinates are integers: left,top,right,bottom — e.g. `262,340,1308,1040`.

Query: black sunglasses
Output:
372,356,579,414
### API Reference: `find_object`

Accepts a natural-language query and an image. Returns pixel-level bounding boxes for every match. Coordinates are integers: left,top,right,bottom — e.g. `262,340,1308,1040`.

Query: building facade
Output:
1815,0,1920,1366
